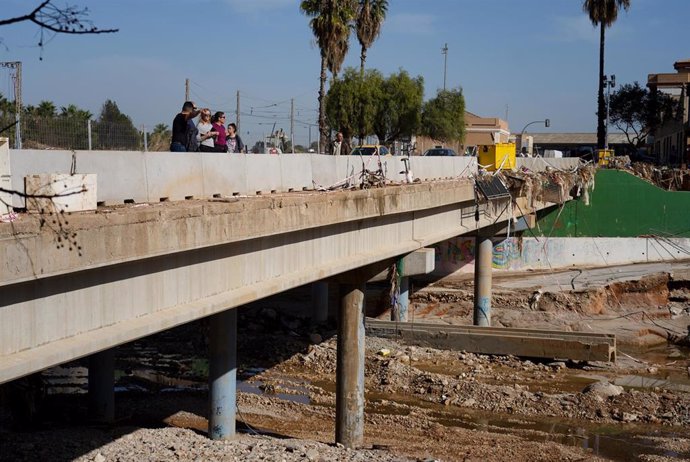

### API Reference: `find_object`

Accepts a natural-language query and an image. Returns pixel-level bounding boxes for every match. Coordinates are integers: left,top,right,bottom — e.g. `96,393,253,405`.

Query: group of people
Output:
170,101,244,153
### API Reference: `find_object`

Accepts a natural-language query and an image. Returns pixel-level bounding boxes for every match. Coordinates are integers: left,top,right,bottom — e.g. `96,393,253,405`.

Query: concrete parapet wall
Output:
6,150,478,207
433,236,690,276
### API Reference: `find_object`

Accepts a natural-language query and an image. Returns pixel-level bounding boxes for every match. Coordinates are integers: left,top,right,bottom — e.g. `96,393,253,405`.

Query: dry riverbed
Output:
2,268,690,461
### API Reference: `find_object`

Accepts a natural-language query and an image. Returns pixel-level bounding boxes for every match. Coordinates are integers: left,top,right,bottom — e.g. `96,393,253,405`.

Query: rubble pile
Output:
496,163,597,207
628,162,690,191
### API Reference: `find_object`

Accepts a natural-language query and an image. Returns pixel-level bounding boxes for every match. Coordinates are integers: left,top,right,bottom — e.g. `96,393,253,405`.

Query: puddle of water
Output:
310,381,685,460
238,380,310,405
432,411,684,460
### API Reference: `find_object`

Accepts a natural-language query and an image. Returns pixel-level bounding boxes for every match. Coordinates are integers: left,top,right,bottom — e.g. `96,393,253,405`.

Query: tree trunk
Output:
596,22,606,150
318,55,328,153
358,45,368,144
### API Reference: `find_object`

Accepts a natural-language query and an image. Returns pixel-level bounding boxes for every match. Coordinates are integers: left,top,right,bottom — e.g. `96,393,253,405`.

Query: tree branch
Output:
0,1,117,34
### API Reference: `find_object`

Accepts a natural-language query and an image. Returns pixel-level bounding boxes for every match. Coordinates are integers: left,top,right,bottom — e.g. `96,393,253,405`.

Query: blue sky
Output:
1,0,688,147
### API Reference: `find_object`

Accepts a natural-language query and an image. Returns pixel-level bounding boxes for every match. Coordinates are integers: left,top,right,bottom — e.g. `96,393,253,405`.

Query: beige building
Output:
415,111,510,155
648,59,690,165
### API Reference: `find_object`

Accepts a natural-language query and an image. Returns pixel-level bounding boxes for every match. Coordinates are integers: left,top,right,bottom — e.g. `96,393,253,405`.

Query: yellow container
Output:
597,149,614,167
478,143,516,172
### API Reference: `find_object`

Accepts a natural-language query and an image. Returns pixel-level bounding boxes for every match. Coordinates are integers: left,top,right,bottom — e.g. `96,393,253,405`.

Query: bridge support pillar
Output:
311,281,329,324
336,282,366,448
473,234,492,326
393,275,409,322
208,309,237,440
88,348,115,423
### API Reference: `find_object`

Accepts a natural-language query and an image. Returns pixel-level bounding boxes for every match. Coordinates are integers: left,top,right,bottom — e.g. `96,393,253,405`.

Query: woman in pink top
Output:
211,112,228,152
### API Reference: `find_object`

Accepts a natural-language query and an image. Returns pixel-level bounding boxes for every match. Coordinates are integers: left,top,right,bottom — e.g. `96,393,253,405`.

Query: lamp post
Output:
441,43,448,91
518,119,550,156
603,74,616,150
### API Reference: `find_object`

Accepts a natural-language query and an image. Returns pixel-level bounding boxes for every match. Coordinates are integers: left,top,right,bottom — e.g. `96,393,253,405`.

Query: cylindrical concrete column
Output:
473,235,492,326
311,281,329,325
88,348,115,423
208,309,237,440
336,283,366,448
393,276,409,322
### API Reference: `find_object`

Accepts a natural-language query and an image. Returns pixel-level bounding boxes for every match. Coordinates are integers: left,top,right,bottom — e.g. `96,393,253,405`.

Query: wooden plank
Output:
366,319,616,362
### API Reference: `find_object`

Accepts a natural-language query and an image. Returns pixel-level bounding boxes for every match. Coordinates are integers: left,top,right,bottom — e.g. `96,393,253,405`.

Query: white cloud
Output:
385,13,435,35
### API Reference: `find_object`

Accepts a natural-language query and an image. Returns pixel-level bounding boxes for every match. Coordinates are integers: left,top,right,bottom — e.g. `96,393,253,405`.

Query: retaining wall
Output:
432,236,690,275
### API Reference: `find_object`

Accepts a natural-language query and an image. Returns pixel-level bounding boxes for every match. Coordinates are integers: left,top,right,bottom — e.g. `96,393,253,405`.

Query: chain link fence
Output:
0,117,170,151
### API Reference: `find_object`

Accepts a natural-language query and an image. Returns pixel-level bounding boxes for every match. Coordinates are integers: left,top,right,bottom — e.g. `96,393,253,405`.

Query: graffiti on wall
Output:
491,238,522,269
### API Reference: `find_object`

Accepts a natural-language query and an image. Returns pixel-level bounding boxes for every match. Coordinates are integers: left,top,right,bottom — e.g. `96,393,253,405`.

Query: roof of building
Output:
527,132,630,145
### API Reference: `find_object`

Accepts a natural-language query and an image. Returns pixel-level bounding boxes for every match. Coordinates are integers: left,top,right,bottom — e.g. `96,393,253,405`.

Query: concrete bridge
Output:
0,144,580,446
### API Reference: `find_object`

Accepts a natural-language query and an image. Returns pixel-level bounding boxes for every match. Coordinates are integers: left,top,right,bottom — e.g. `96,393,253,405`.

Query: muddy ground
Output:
1,266,690,461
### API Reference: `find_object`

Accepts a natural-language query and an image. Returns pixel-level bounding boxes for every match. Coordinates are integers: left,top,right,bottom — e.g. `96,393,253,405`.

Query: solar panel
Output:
475,176,511,200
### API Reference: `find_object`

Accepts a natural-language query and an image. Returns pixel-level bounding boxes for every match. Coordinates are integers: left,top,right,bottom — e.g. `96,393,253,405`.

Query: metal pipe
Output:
473,235,492,326
208,309,237,440
311,281,329,325
336,283,365,448
88,348,115,422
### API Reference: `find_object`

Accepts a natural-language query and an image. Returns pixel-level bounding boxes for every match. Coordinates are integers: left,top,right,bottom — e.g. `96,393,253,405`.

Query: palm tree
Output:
355,0,387,76
355,0,387,143
583,0,631,150
300,0,356,152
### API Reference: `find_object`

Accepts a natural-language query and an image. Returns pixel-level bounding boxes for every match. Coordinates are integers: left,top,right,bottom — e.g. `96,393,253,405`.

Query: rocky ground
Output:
1,268,690,461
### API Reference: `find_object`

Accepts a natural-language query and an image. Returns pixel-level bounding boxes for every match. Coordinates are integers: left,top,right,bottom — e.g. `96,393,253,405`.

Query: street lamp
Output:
603,74,616,150
518,119,550,156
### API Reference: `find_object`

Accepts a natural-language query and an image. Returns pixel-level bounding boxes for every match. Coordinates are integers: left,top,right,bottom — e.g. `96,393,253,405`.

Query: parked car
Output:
350,145,391,156
423,147,458,157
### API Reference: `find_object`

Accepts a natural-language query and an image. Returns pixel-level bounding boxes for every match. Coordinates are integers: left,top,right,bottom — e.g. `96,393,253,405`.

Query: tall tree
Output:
300,0,356,152
583,0,631,150
609,81,679,151
326,67,383,142
355,0,387,142
373,69,424,144
94,99,140,150
421,88,466,143
355,0,387,76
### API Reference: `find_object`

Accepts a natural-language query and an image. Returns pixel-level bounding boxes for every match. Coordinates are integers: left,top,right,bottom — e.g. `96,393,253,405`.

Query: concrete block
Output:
144,152,204,201
369,248,435,282
25,173,97,212
9,150,74,208
400,247,435,276
201,153,248,196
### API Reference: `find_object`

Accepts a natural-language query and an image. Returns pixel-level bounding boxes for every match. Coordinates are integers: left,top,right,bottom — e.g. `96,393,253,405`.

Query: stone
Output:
583,381,623,398
548,361,567,370
377,348,391,357
306,448,320,461
94,453,106,462
308,333,323,344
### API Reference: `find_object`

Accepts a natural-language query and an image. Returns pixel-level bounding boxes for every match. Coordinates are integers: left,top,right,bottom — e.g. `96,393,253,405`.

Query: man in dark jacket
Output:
170,101,200,152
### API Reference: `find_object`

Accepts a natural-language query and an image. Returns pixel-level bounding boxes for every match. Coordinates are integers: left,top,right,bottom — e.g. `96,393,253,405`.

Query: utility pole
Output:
185,78,190,101
1,62,22,149
236,90,241,132
603,74,616,151
441,43,448,91
290,98,294,154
